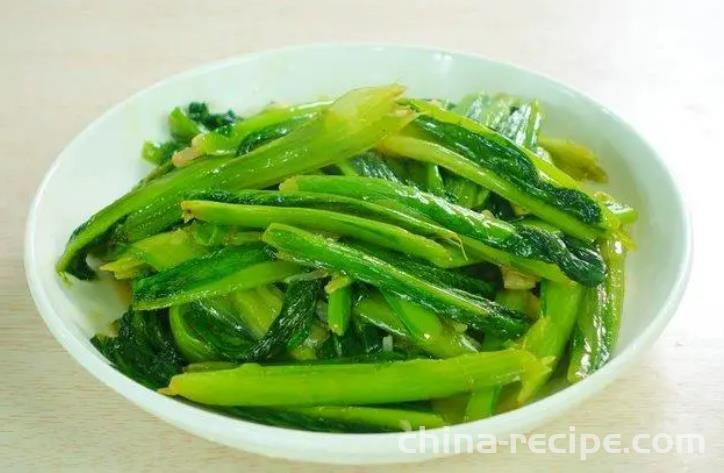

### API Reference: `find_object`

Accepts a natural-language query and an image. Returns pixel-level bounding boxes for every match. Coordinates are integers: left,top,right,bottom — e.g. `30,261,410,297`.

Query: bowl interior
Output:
26,44,689,464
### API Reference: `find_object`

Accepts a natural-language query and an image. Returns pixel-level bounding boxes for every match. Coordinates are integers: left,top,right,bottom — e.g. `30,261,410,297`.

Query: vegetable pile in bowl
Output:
56,84,635,433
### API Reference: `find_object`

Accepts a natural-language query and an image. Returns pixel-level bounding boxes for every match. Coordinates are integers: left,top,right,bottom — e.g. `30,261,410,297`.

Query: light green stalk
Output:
161,350,547,407
381,290,479,358
517,280,585,402
326,274,353,336
567,238,626,382
182,200,462,268
100,228,209,279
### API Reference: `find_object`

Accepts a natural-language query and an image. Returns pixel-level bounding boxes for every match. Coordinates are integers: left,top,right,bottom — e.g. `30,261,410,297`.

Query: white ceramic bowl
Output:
25,44,691,464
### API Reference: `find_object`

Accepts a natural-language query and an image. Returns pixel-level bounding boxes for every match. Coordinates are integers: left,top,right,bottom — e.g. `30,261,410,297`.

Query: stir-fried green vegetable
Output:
337,151,405,182
132,244,301,310
378,100,622,242
567,237,626,382
182,200,462,267
161,350,547,406
539,136,607,183
326,274,353,336
57,85,413,279
225,405,447,433
169,302,255,362
185,189,461,244
382,290,479,358
283,175,605,286
263,223,529,338
92,310,184,389
353,289,479,358
61,84,635,433
517,280,585,403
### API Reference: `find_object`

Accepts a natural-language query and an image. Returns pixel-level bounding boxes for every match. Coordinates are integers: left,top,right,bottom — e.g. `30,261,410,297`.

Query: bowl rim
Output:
24,42,693,463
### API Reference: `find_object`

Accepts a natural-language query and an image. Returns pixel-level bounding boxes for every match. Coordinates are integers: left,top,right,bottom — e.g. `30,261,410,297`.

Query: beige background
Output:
2,0,723,471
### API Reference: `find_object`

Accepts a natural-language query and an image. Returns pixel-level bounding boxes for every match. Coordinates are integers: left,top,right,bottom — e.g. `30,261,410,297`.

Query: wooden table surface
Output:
1,0,722,471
